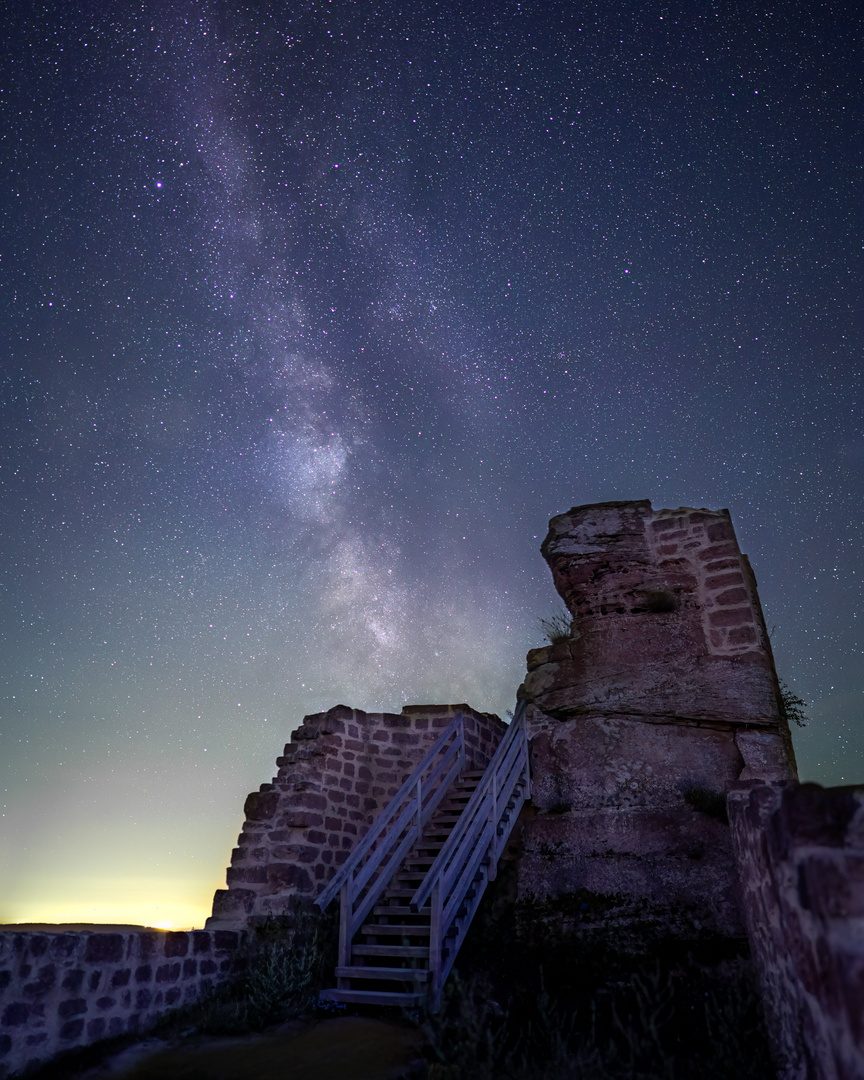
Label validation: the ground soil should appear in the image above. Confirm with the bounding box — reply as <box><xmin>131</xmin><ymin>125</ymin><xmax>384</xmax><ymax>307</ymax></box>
<box><xmin>67</xmin><ymin>1016</ymin><xmax>424</xmax><ymax>1080</ymax></box>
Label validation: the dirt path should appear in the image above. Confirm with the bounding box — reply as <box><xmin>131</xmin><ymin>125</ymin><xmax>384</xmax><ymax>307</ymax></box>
<box><xmin>78</xmin><ymin>1016</ymin><xmax>425</xmax><ymax>1080</ymax></box>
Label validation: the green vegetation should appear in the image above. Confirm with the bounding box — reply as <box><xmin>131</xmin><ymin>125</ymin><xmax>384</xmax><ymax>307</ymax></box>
<box><xmin>779</xmin><ymin>679</ymin><xmax>809</xmax><ymax>728</ymax></box>
<box><xmin>155</xmin><ymin>904</ymin><xmax>337</xmax><ymax>1038</ymax></box>
<box><xmin>538</xmin><ymin>609</ymin><xmax>574</xmax><ymax>644</ymax></box>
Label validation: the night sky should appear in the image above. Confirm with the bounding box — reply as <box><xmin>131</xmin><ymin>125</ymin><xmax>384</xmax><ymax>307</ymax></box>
<box><xmin>2</xmin><ymin>1</ymin><xmax>862</xmax><ymax>928</ymax></box>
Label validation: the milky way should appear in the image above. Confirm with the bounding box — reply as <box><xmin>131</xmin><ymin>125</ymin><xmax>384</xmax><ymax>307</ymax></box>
<box><xmin>1</xmin><ymin>1</ymin><xmax>862</xmax><ymax>926</ymax></box>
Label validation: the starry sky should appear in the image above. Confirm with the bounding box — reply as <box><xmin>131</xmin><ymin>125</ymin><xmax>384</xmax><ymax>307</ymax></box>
<box><xmin>1</xmin><ymin>0</ymin><xmax>862</xmax><ymax>928</ymax></box>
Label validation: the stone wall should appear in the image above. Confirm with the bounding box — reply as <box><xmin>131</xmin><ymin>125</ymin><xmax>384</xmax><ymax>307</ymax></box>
<box><xmin>729</xmin><ymin>782</ymin><xmax>864</xmax><ymax>1080</ymax></box>
<box><xmin>208</xmin><ymin>703</ymin><xmax>506</xmax><ymax>927</ymax></box>
<box><xmin>517</xmin><ymin>500</ymin><xmax>797</xmax><ymax>945</ymax></box>
<box><xmin>0</xmin><ymin>928</ymin><xmax>242</xmax><ymax>1079</ymax></box>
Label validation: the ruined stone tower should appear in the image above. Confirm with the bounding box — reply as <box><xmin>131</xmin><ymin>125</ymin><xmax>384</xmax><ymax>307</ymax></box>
<box><xmin>518</xmin><ymin>500</ymin><xmax>797</xmax><ymax>942</ymax></box>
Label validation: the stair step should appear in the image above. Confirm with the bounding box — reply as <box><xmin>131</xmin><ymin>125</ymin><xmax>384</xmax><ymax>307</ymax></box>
<box><xmin>360</xmin><ymin>923</ymin><xmax>430</xmax><ymax>936</ymax></box>
<box><xmin>352</xmin><ymin>944</ymin><xmax>429</xmax><ymax>958</ymax></box>
<box><xmin>336</xmin><ymin>965</ymin><xmax>430</xmax><ymax>981</ymax></box>
<box><xmin>372</xmin><ymin>904</ymin><xmax>423</xmax><ymax>917</ymax></box>
<box><xmin>319</xmin><ymin>988</ymin><xmax>425</xmax><ymax>1007</ymax></box>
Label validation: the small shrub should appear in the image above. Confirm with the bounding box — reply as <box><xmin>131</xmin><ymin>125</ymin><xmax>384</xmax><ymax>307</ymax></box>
<box><xmin>424</xmin><ymin>960</ymin><xmax>773</xmax><ymax>1080</ymax></box>
<box><xmin>779</xmin><ymin>679</ymin><xmax>809</xmax><ymax>728</ymax></box>
<box><xmin>423</xmin><ymin>973</ymin><xmax>509</xmax><ymax>1080</ymax></box>
<box><xmin>194</xmin><ymin>903</ymin><xmax>335</xmax><ymax>1035</ymax></box>
<box><xmin>539</xmin><ymin>610</ymin><xmax>574</xmax><ymax>644</ymax></box>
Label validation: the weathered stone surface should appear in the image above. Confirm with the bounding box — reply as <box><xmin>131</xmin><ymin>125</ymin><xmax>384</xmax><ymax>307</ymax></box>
<box><xmin>526</xmin><ymin>501</ymin><xmax>793</xmax><ymax>732</ymax></box>
<box><xmin>729</xmin><ymin>782</ymin><xmax>864</xmax><ymax>1080</ymax></box>
<box><xmin>529</xmin><ymin>711</ymin><xmax>744</xmax><ymax>813</ymax></box>
<box><xmin>736</xmin><ymin>730</ymin><xmax>793</xmax><ymax>782</ymax></box>
<box><xmin>517</xmin><ymin>499</ymin><xmax>797</xmax><ymax>948</ymax></box>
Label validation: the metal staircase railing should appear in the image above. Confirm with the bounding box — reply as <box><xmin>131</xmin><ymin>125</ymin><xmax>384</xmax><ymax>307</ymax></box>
<box><xmin>316</xmin><ymin>713</ymin><xmax>466</xmax><ymax>973</ymax></box>
<box><xmin>410</xmin><ymin>699</ymin><xmax>530</xmax><ymax>1009</ymax></box>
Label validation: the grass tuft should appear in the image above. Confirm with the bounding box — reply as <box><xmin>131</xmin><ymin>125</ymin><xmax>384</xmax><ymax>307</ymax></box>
<box><xmin>538</xmin><ymin>610</ymin><xmax>574</xmax><ymax>644</ymax></box>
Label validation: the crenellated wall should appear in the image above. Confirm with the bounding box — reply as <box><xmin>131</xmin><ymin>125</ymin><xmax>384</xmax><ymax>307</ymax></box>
<box><xmin>207</xmin><ymin>703</ymin><xmax>506</xmax><ymax>927</ymax></box>
<box><xmin>0</xmin><ymin>928</ymin><xmax>242</xmax><ymax>1079</ymax></box>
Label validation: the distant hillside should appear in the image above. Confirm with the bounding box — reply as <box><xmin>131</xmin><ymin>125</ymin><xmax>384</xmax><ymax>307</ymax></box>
<box><xmin>0</xmin><ymin>923</ymin><xmax>168</xmax><ymax>933</ymax></box>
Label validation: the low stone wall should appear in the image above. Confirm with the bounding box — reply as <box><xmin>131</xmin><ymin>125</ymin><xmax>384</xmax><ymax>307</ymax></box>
<box><xmin>728</xmin><ymin>782</ymin><xmax>864</xmax><ymax>1080</ymax></box>
<box><xmin>0</xmin><ymin>928</ymin><xmax>243</xmax><ymax>1079</ymax></box>
<box><xmin>208</xmin><ymin>703</ymin><xmax>507</xmax><ymax>927</ymax></box>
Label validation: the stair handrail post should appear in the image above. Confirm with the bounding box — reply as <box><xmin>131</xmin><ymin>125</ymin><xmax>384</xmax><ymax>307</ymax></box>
<box><xmin>338</xmin><ymin>881</ymin><xmax>352</xmax><ymax>969</ymax></box>
<box><xmin>415</xmin><ymin>776</ymin><xmax>423</xmax><ymax>834</ymax></box>
<box><xmin>488</xmin><ymin>766</ymin><xmax>499</xmax><ymax>882</ymax></box>
<box><xmin>428</xmin><ymin>877</ymin><xmax>443</xmax><ymax>1012</ymax></box>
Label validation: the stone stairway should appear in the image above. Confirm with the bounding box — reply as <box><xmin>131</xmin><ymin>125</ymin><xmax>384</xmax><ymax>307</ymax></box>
<box><xmin>319</xmin><ymin>770</ymin><xmax>485</xmax><ymax>1007</ymax></box>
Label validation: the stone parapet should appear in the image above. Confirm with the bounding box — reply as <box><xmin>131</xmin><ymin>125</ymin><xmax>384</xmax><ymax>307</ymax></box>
<box><xmin>207</xmin><ymin>703</ymin><xmax>506</xmax><ymax>928</ymax></box>
<box><xmin>0</xmin><ymin>928</ymin><xmax>243</xmax><ymax>1079</ymax></box>
<box><xmin>729</xmin><ymin>782</ymin><xmax>864</xmax><ymax>1080</ymax></box>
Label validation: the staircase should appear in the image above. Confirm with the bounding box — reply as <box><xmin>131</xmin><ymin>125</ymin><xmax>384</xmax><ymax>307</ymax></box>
<box><xmin>316</xmin><ymin>702</ymin><xmax>530</xmax><ymax>1011</ymax></box>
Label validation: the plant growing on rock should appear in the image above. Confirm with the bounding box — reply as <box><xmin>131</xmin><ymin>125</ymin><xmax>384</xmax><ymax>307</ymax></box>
<box><xmin>779</xmin><ymin>679</ymin><xmax>809</xmax><ymax>728</ymax></box>
<box><xmin>539</xmin><ymin>609</ymin><xmax>574</xmax><ymax>644</ymax></box>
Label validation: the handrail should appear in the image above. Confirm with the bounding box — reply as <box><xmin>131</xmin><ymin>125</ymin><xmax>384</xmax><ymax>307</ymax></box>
<box><xmin>315</xmin><ymin>712</ymin><xmax>467</xmax><ymax>971</ymax></box>
<box><xmin>412</xmin><ymin>699</ymin><xmax>527</xmax><ymax>911</ymax></box>
<box><xmin>411</xmin><ymin>699</ymin><xmax>530</xmax><ymax>1009</ymax></box>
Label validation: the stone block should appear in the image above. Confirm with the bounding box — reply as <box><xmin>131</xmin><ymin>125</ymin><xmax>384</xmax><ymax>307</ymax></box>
<box><xmin>736</xmin><ymin>730</ymin><xmax>792</xmax><ymax>783</ymax></box>
<box><xmin>57</xmin><ymin>998</ymin><xmax>87</xmax><ymax>1019</ymax></box>
<box><xmin>86</xmin><ymin>1018</ymin><xmax>105</xmax><ymax>1040</ymax></box>
<box><xmin>226</xmin><ymin>866</ymin><xmax>267</xmax><ymax>886</ymax></box>
<box><xmin>192</xmin><ymin>932</ymin><xmax>211</xmax><ymax>954</ymax></box>
<box><xmin>266</xmin><ymin>863</ymin><xmax>312</xmax><ymax>891</ymax></box>
<box><xmin>2</xmin><ymin>1002</ymin><xmax>30</xmax><ymax>1026</ymax></box>
<box><xmin>23</xmin><ymin>964</ymin><xmax>56</xmax><ymax>995</ymax></box>
<box><xmin>84</xmin><ymin>934</ymin><xmax>124</xmax><ymax>964</ymax></box>
<box><xmin>59</xmin><ymin>1019</ymin><xmax>85</xmax><ymax>1041</ymax></box>
<box><xmin>62</xmin><ymin>970</ymin><xmax>85</xmax><ymax>992</ymax></box>
<box><xmin>165</xmin><ymin>932</ymin><xmax>189</xmax><ymax>958</ymax></box>
<box><xmin>243</xmin><ymin>790</ymin><xmax>281</xmax><ymax>821</ymax></box>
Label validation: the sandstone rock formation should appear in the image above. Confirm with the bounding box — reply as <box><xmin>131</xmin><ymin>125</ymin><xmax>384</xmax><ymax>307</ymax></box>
<box><xmin>518</xmin><ymin>500</ymin><xmax>797</xmax><ymax>943</ymax></box>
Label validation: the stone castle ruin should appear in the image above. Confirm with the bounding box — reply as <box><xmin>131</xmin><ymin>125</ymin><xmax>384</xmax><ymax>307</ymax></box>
<box><xmin>2</xmin><ymin>500</ymin><xmax>862</xmax><ymax>1080</ymax></box>
<box><xmin>518</xmin><ymin>500</ymin><xmax>796</xmax><ymax>942</ymax></box>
